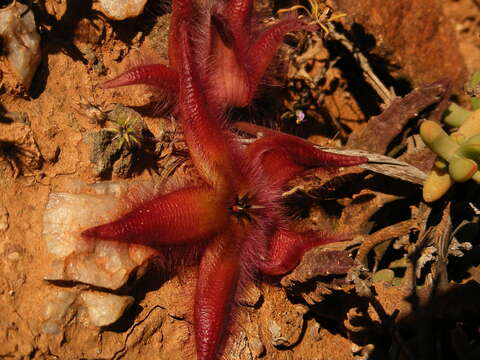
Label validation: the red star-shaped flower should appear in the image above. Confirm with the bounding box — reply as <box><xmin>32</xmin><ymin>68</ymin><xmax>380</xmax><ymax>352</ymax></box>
<box><xmin>84</xmin><ymin>1</ymin><xmax>367</xmax><ymax>359</ymax></box>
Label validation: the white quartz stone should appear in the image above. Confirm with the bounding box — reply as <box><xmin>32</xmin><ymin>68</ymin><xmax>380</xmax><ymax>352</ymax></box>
<box><xmin>0</xmin><ymin>1</ymin><xmax>41</xmax><ymax>89</ymax></box>
<box><xmin>42</xmin><ymin>289</ymin><xmax>78</xmax><ymax>334</ymax></box>
<box><xmin>81</xmin><ymin>291</ymin><xmax>134</xmax><ymax>327</ymax></box>
<box><xmin>97</xmin><ymin>0</ymin><xmax>148</xmax><ymax>21</ymax></box>
<box><xmin>42</xmin><ymin>181</ymin><xmax>161</xmax><ymax>330</ymax></box>
<box><xmin>42</xmin><ymin>181</ymin><xmax>157</xmax><ymax>290</ymax></box>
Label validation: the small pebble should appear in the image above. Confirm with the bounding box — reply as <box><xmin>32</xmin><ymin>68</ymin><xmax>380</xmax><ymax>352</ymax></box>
<box><xmin>6</xmin><ymin>251</ymin><xmax>20</xmax><ymax>261</ymax></box>
<box><xmin>96</xmin><ymin>0</ymin><xmax>148</xmax><ymax>21</ymax></box>
<box><xmin>0</xmin><ymin>1</ymin><xmax>41</xmax><ymax>89</ymax></box>
<box><xmin>81</xmin><ymin>291</ymin><xmax>134</xmax><ymax>327</ymax></box>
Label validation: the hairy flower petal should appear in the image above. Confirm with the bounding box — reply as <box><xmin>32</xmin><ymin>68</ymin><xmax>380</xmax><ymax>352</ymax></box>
<box><xmin>260</xmin><ymin>228</ymin><xmax>351</xmax><ymax>276</ymax></box>
<box><xmin>194</xmin><ymin>222</ymin><xmax>242</xmax><ymax>360</ymax></box>
<box><xmin>248</xmin><ymin>18</ymin><xmax>317</xmax><ymax>91</ymax></box>
<box><xmin>246</xmin><ymin>130</ymin><xmax>368</xmax><ymax>187</ymax></box>
<box><xmin>101</xmin><ymin>64</ymin><xmax>178</xmax><ymax>92</ymax></box>
<box><xmin>178</xmin><ymin>22</ymin><xmax>245</xmax><ymax>192</ymax></box>
<box><xmin>81</xmin><ymin>186</ymin><xmax>227</xmax><ymax>246</ymax></box>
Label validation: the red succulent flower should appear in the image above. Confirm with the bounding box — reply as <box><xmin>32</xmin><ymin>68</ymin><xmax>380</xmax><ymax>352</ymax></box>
<box><xmin>84</xmin><ymin>1</ymin><xmax>368</xmax><ymax>359</ymax></box>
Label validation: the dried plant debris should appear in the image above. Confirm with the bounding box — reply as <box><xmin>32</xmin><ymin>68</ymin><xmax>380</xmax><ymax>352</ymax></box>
<box><xmin>281</xmin><ymin>248</ymin><xmax>354</xmax><ymax>287</ymax></box>
<box><xmin>335</xmin><ymin>194</ymin><xmax>480</xmax><ymax>358</ymax></box>
<box><xmin>347</xmin><ymin>79</ymin><xmax>449</xmax><ymax>154</ymax></box>
<box><xmin>282</xmin><ymin>31</ymin><xmax>366</xmax><ymax>139</ymax></box>
<box><xmin>76</xmin><ymin>95</ymin><xmax>109</xmax><ymax>125</ymax></box>
<box><xmin>356</xmin><ymin>219</ymin><xmax>419</xmax><ymax>267</ymax></box>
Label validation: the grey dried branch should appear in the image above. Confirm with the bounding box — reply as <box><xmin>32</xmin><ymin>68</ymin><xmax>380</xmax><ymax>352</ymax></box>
<box><xmin>325</xmin><ymin>22</ymin><xmax>395</xmax><ymax>105</ymax></box>
<box><xmin>346</xmin><ymin>263</ymin><xmax>372</xmax><ymax>297</ymax></box>
<box><xmin>318</xmin><ymin>147</ymin><xmax>427</xmax><ymax>184</ymax></box>
<box><xmin>281</xmin><ymin>249</ymin><xmax>355</xmax><ymax>287</ymax></box>
<box><xmin>347</xmin><ymin>79</ymin><xmax>449</xmax><ymax>154</ymax></box>
<box><xmin>356</xmin><ymin>219</ymin><xmax>419</xmax><ymax>266</ymax></box>
<box><xmin>404</xmin><ymin>203</ymin><xmax>432</xmax><ymax>292</ymax></box>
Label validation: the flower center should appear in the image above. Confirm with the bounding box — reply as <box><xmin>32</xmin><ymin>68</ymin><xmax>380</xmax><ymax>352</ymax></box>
<box><xmin>229</xmin><ymin>193</ymin><xmax>261</xmax><ymax>224</ymax></box>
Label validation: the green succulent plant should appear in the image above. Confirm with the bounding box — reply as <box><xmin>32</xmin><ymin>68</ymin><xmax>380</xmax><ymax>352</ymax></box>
<box><xmin>105</xmin><ymin>104</ymin><xmax>144</xmax><ymax>151</ymax></box>
<box><xmin>420</xmin><ymin>72</ymin><xmax>480</xmax><ymax>202</ymax></box>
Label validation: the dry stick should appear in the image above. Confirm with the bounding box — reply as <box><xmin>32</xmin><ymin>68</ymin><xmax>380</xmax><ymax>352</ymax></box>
<box><xmin>431</xmin><ymin>202</ymin><xmax>452</xmax><ymax>291</ymax></box>
<box><xmin>399</xmin><ymin>204</ymin><xmax>449</xmax><ymax>360</ymax></box>
<box><xmin>353</xmin><ymin>208</ymin><xmax>428</xmax><ymax>360</ymax></box>
<box><xmin>337</xmin><ymin>189</ymin><xmax>402</xmax><ymax>236</ymax></box>
<box><xmin>404</xmin><ymin>202</ymin><xmax>432</xmax><ymax>294</ymax></box>
<box><xmin>319</xmin><ymin>147</ymin><xmax>427</xmax><ymax>184</ymax></box>
<box><xmin>356</xmin><ymin>219</ymin><xmax>419</xmax><ymax>265</ymax></box>
<box><xmin>326</xmin><ymin>23</ymin><xmax>395</xmax><ymax>106</ymax></box>
<box><xmin>347</xmin><ymin>79</ymin><xmax>449</xmax><ymax>154</ymax></box>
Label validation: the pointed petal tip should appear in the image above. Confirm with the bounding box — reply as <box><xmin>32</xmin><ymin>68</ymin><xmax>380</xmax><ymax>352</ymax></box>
<box><xmin>99</xmin><ymin>81</ymin><xmax>113</xmax><ymax>90</ymax></box>
<box><xmin>100</xmin><ymin>77</ymin><xmax>126</xmax><ymax>90</ymax></box>
<box><xmin>326</xmin><ymin>152</ymin><xmax>369</xmax><ymax>168</ymax></box>
<box><xmin>80</xmin><ymin>226</ymin><xmax>98</xmax><ymax>239</ymax></box>
<box><xmin>81</xmin><ymin>224</ymin><xmax>112</xmax><ymax>240</ymax></box>
<box><xmin>356</xmin><ymin>155</ymin><xmax>369</xmax><ymax>165</ymax></box>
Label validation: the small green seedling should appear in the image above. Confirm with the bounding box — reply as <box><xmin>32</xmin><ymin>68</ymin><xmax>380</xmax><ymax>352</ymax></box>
<box><xmin>105</xmin><ymin>105</ymin><xmax>143</xmax><ymax>151</ymax></box>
